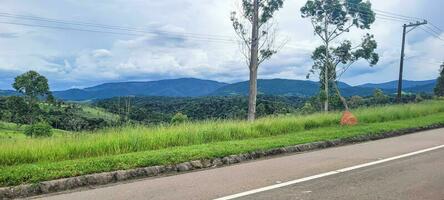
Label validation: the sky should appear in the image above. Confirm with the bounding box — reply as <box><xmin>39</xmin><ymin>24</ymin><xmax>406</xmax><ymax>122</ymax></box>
<box><xmin>0</xmin><ymin>0</ymin><xmax>443</xmax><ymax>90</ymax></box>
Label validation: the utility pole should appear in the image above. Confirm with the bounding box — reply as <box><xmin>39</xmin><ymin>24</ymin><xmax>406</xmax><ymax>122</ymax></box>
<box><xmin>397</xmin><ymin>20</ymin><xmax>428</xmax><ymax>102</ymax></box>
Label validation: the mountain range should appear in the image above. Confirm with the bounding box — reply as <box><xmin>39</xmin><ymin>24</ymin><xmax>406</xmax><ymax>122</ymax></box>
<box><xmin>0</xmin><ymin>78</ymin><xmax>437</xmax><ymax>101</ymax></box>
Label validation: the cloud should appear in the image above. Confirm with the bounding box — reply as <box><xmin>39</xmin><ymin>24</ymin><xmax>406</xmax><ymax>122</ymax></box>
<box><xmin>0</xmin><ymin>0</ymin><xmax>442</xmax><ymax>90</ymax></box>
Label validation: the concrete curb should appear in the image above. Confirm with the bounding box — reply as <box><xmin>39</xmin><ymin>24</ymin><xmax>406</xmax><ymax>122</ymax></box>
<box><xmin>1</xmin><ymin>124</ymin><xmax>443</xmax><ymax>199</ymax></box>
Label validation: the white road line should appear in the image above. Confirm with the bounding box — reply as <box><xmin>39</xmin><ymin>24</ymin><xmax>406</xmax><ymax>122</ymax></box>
<box><xmin>214</xmin><ymin>144</ymin><xmax>444</xmax><ymax>200</ymax></box>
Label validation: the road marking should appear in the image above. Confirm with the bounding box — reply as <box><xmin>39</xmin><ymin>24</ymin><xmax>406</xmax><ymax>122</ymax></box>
<box><xmin>214</xmin><ymin>144</ymin><xmax>444</xmax><ymax>200</ymax></box>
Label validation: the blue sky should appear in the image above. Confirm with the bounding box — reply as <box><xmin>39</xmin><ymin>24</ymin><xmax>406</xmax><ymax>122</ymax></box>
<box><xmin>0</xmin><ymin>0</ymin><xmax>443</xmax><ymax>90</ymax></box>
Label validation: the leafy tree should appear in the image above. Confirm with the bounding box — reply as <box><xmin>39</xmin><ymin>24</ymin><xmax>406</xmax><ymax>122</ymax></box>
<box><xmin>46</xmin><ymin>93</ymin><xmax>56</xmax><ymax>105</ymax></box>
<box><xmin>24</xmin><ymin>122</ymin><xmax>53</xmax><ymax>137</ymax></box>
<box><xmin>415</xmin><ymin>93</ymin><xmax>424</xmax><ymax>103</ymax></box>
<box><xmin>434</xmin><ymin>63</ymin><xmax>444</xmax><ymax>97</ymax></box>
<box><xmin>300</xmin><ymin>102</ymin><xmax>316</xmax><ymax>114</ymax></box>
<box><xmin>348</xmin><ymin>95</ymin><xmax>365</xmax><ymax>109</ymax></box>
<box><xmin>13</xmin><ymin>71</ymin><xmax>51</xmax><ymax>124</ymax></box>
<box><xmin>5</xmin><ymin>96</ymin><xmax>32</xmax><ymax>125</ymax></box>
<box><xmin>231</xmin><ymin>0</ymin><xmax>285</xmax><ymax>121</ymax></box>
<box><xmin>302</xmin><ymin>0</ymin><xmax>379</xmax><ymax>112</ymax></box>
<box><xmin>171</xmin><ymin>112</ymin><xmax>189</xmax><ymax>124</ymax></box>
<box><xmin>373</xmin><ymin>88</ymin><xmax>388</xmax><ymax>104</ymax></box>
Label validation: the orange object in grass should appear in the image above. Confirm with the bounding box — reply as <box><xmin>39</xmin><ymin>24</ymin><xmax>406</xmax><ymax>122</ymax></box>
<box><xmin>340</xmin><ymin>111</ymin><xmax>358</xmax><ymax>126</ymax></box>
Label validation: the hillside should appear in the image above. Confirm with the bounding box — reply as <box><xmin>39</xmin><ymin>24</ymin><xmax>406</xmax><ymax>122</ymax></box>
<box><xmin>211</xmin><ymin>79</ymin><xmax>352</xmax><ymax>97</ymax></box>
<box><xmin>1</xmin><ymin>78</ymin><xmax>437</xmax><ymax>101</ymax></box>
<box><xmin>53</xmin><ymin>78</ymin><xmax>228</xmax><ymax>101</ymax></box>
<box><xmin>0</xmin><ymin>90</ymin><xmax>18</xmax><ymax>96</ymax></box>
<box><xmin>96</xmin><ymin>95</ymin><xmax>306</xmax><ymax>123</ymax></box>
<box><xmin>358</xmin><ymin>80</ymin><xmax>436</xmax><ymax>90</ymax></box>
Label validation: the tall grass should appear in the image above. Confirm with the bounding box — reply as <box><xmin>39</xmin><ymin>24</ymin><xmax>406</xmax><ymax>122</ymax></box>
<box><xmin>1</xmin><ymin>101</ymin><xmax>444</xmax><ymax>167</ymax></box>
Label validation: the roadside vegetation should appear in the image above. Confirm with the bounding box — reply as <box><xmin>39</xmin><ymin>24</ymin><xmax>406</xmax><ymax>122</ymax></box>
<box><xmin>1</xmin><ymin>100</ymin><xmax>444</xmax><ymax>186</ymax></box>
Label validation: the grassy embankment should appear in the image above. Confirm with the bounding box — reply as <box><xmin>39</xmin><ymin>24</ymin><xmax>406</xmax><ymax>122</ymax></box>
<box><xmin>1</xmin><ymin>100</ymin><xmax>444</xmax><ymax>187</ymax></box>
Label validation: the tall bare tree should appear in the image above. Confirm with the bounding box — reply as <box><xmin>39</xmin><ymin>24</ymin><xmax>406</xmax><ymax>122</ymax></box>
<box><xmin>301</xmin><ymin>0</ymin><xmax>378</xmax><ymax>112</ymax></box>
<box><xmin>231</xmin><ymin>0</ymin><xmax>285</xmax><ymax>121</ymax></box>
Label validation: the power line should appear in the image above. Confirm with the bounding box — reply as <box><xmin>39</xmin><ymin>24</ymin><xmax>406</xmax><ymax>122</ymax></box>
<box><xmin>0</xmin><ymin>12</ymin><xmax>236</xmax><ymax>41</ymax></box>
<box><xmin>0</xmin><ymin>12</ymin><xmax>240</xmax><ymax>44</ymax></box>
<box><xmin>346</xmin><ymin>3</ymin><xmax>444</xmax><ymax>43</ymax></box>
<box><xmin>429</xmin><ymin>22</ymin><xmax>443</xmax><ymax>33</ymax></box>
<box><xmin>0</xmin><ymin>21</ymin><xmax>239</xmax><ymax>45</ymax></box>
<box><xmin>372</xmin><ymin>9</ymin><xmax>423</xmax><ymax>21</ymax></box>
<box><xmin>420</xmin><ymin>26</ymin><xmax>444</xmax><ymax>42</ymax></box>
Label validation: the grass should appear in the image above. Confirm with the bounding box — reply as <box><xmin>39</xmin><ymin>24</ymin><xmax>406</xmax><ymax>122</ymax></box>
<box><xmin>79</xmin><ymin>105</ymin><xmax>120</xmax><ymax>122</ymax></box>
<box><xmin>1</xmin><ymin>100</ymin><xmax>444</xmax><ymax>187</ymax></box>
<box><xmin>0</xmin><ymin>122</ymin><xmax>69</xmax><ymax>140</ymax></box>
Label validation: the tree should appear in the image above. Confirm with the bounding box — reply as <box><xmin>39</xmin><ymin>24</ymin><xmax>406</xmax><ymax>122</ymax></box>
<box><xmin>46</xmin><ymin>93</ymin><xmax>56</xmax><ymax>105</ymax></box>
<box><xmin>231</xmin><ymin>0</ymin><xmax>285</xmax><ymax>121</ymax></box>
<box><xmin>300</xmin><ymin>102</ymin><xmax>316</xmax><ymax>114</ymax></box>
<box><xmin>373</xmin><ymin>88</ymin><xmax>388</xmax><ymax>104</ymax></box>
<box><xmin>348</xmin><ymin>95</ymin><xmax>364</xmax><ymax>109</ymax></box>
<box><xmin>434</xmin><ymin>63</ymin><xmax>444</xmax><ymax>97</ymax></box>
<box><xmin>13</xmin><ymin>71</ymin><xmax>51</xmax><ymax>124</ymax></box>
<box><xmin>171</xmin><ymin>112</ymin><xmax>189</xmax><ymax>124</ymax></box>
<box><xmin>23</xmin><ymin>122</ymin><xmax>53</xmax><ymax>138</ymax></box>
<box><xmin>302</xmin><ymin>0</ymin><xmax>379</xmax><ymax>112</ymax></box>
<box><xmin>5</xmin><ymin>96</ymin><xmax>31</xmax><ymax>125</ymax></box>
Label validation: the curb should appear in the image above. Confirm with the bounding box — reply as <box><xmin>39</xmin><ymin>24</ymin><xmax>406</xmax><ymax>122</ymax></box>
<box><xmin>1</xmin><ymin>124</ymin><xmax>443</xmax><ymax>199</ymax></box>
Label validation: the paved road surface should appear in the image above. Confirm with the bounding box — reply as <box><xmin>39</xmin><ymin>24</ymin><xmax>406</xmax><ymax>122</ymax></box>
<box><xmin>34</xmin><ymin>128</ymin><xmax>444</xmax><ymax>200</ymax></box>
<box><xmin>240</xmin><ymin>147</ymin><xmax>444</xmax><ymax>200</ymax></box>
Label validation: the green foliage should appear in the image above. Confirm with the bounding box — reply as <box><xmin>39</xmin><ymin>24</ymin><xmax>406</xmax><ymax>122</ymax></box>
<box><xmin>1</xmin><ymin>103</ymin><xmax>444</xmax><ymax>187</ymax></box>
<box><xmin>415</xmin><ymin>94</ymin><xmax>424</xmax><ymax>103</ymax></box>
<box><xmin>171</xmin><ymin>113</ymin><xmax>189</xmax><ymax>124</ymax></box>
<box><xmin>96</xmin><ymin>96</ymin><xmax>304</xmax><ymax>124</ymax></box>
<box><xmin>302</xmin><ymin>0</ymin><xmax>379</xmax><ymax>110</ymax></box>
<box><xmin>23</xmin><ymin>122</ymin><xmax>53</xmax><ymax>137</ymax></box>
<box><xmin>13</xmin><ymin>71</ymin><xmax>50</xmax><ymax>100</ymax></box>
<box><xmin>5</xmin><ymin>96</ymin><xmax>32</xmax><ymax>125</ymax></box>
<box><xmin>46</xmin><ymin>93</ymin><xmax>56</xmax><ymax>104</ymax></box>
<box><xmin>300</xmin><ymin>102</ymin><xmax>316</xmax><ymax>114</ymax></box>
<box><xmin>348</xmin><ymin>95</ymin><xmax>365</xmax><ymax>109</ymax></box>
<box><xmin>0</xmin><ymin>96</ymin><xmax>114</xmax><ymax>131</ymax></box>
<box><xmin>230</xmin><ymin>0</ymin><xmax>284</xmax><ymax>63</ymax></box>
<box><xmin>373</xmin><ymin>89</ymin><xmax>388</xmax><ymax>104</ymax></box>
<box><xmin>434</xmin><ymin>64</ymin><xmax>444</xmax><ymax>97</ymax></box>
<box><xmin>12</xmin><ymin>71</ymin><xmax>52</xmax><ymax>124</ymax></box>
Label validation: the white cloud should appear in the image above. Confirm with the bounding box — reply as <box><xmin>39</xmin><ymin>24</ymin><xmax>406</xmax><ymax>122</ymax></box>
<box><xmin>0</xmin><ymin>0</ymin><xmax>442</xmax><ymax>90</ymax></box>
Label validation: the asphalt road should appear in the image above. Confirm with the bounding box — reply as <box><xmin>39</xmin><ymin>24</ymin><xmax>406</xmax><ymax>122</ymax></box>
<box><xmin>240</xmin><ymin>147</ymin><xmax>444</xmax><ymax>200</ymax></box>
<box><xmin>34</xmin><ymin>128</ymin><xmax>444</xmax><ymax>200</ymax></box>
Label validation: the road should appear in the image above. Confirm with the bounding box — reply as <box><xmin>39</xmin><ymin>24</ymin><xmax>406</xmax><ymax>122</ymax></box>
<box><xmin>239</xmin><ymin>147</ymin><xmax>444</xmax><ymax>200</ymax></box>
<box><xmin>34</xmin><ymin>128</ymin><xmax>444</xmax><ymax>200</ymax></box>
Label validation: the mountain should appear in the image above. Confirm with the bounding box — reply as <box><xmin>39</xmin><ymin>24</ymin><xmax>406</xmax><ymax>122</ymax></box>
<box><xmin>1</xmin><ymin>78</ymin><xmax>436</xmax><ymax>101</ymax></box>
<box><xmin>358</xmin><ymin>80</ymin><xmax>436</xmax><ymax>90</ymax></box>
<box><xmin>404</xmin><ymin>83</ymin><xmax>437</xmax><ymax>94</ymax></box>
<box><xmin>211</xmin><ymin>79</ymin><xmax>437</xmax><ymax>97</ymax></box>
<box><xmin>210</xmin><ymin>79</ymin><xmax>350</xmax><ymax>97</ymax></box>
<box><xmin>211</xmin><ymin>79</ymin><xmax>322</xmax><ymax>97</ymax></box>
<box><xmin>0</xmin><ymin>90</ymin><xmax>18</xmax><ymax>96</ymax></box>
<box><xmin>53</xmin><ymin>78</ymin><xmax>228</xmax><ymax>101</ymax></box>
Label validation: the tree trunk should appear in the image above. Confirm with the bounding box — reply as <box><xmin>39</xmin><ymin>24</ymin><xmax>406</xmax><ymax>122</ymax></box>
<box><xmin>323</xmin><ymin>20</ymin><xmax>329</xmax><ymax>113</ymax></box>
<box><xmin>324</xmin><ymin>65</ymin><xmax>329</xmax><ymax>113</ymax></box>
<box><xmin>333</xmin><ymin>81</ymin><xmax>349</xmax><ymax>111</ymax></box>
<box><xmin>248</xmin><ymin>0</ymin><xmax>259</xmax><ymax>121</ymax></box>
<box><xmin>248</xmin><ymin>68</ymin><xmax>258</xmax><ymax>121</ymax></box>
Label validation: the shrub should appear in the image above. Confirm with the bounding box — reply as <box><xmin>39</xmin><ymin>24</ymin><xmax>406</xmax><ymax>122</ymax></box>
<box><xmin>300</xmin><ymin>102</ymin><xmax>316</xmax><ymax>114</ymax></box>
<box><xmin>373</xmin><ymin>89</ymin><xmax>388</xmax><ymax>104</ymax></box>
<box><xmin>24</xmin><ymin>122</ymin><xmax>53</xmax><ymax>137</ymax></box>
<box><xmin>171</xmin><ymin>113</ymin><xmax>189</xmax><ymax>124</ymax></box>
<box><xmin>349</xmin><ymin>96</ymin><xmax>365</xmax><ymax>109</ymax></box>
<box><xmin>415</xmin><ymin>94</ymin><xmax>424</xmax><ymax>103</ymax></box>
